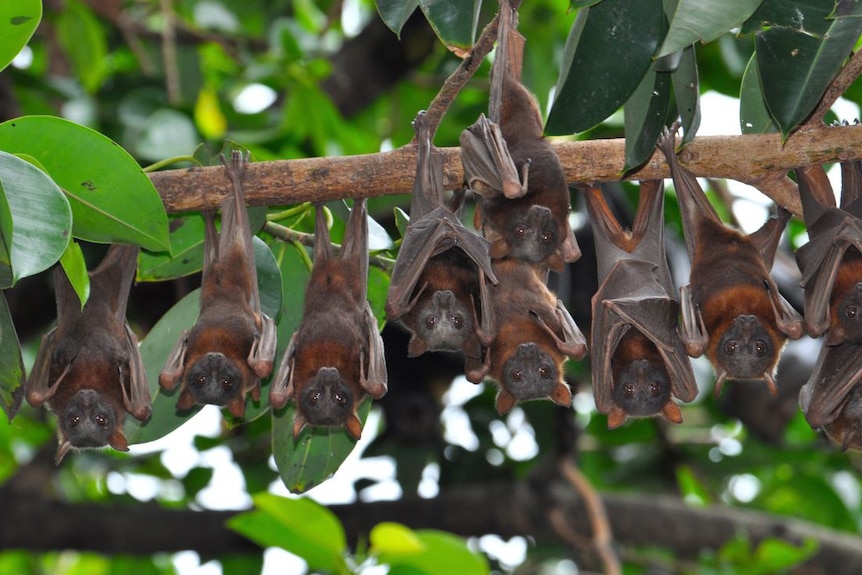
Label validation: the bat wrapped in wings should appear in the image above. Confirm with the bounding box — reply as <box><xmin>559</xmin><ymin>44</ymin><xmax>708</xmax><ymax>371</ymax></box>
<box><xmin>459</xmin><ymin>0</ymin><xmax>579</xmax><ymax>271</ymax></box>
<box><xmin>27</xmin><ymin>244</ymin><xmax>151</xmax><ymax>463</ymax></box>
<box><xmin>794</xmin><ymin>159</ymin><xmax>862</xmax><ymax>448</ymax></box>
<box><xmin>582</xmin><ymin>181</ymin><xmax>698</xmax><ymax>429</ymax></box>
<box><xmin>270</xmin><ymin>199</ymin><xmax>387</xmax><ymax>439</ymax></box>
<box><xmin>159</xmin><ymin>152</ymin><xmax>277</xmax><ymax>418</ymax></box>
<box><xmin>472</xmin><ymin>258</ymin><xmax>587</xmax><ymax>414</ymax></box>
<box><xmin>656</xmin><ymin>125</ymin><xmax>803</xmax><ymax>396</ymax></box>
<box><xmin>386</xmin><ymin>111</ymin><xmax>497</xmax><ymax>374</ymax></box>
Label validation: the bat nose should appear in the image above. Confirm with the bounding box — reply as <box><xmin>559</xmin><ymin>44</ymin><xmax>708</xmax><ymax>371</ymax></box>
<box><xmin>75</xmin><ymin>389</ymin><xmax>99</xmax><ymax>406</ymax></box>
<box><xmin>316</xmin><ymin>366</ymin><xmax>341</xmax><ymax>385</ymax></box>
<box><xmin>515</xmin><ymin>342</ymin><xmax>540</xmax><ymax>360</ymax></box>
<box><xmin>432</xmin><ymin>290</ymin><xmax>454</xmax><ymax>306</ymax></box>
<box><xmin>628</xmin><ymin>359</ymin><xmax>651</xmax><ymax>382</ymax></box>
<box><xmin>734</xmin><ymin>314</ymin><xmax>761</xmax><ymax>339</ymax></box>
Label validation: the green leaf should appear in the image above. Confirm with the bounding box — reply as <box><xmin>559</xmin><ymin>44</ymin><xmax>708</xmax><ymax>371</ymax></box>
<box><xmin>229</xmin><ymin>494</ymin><xmax>348</xmax><ymax>575</ymax></box>
<box><xmin>0</xmin><ymin>0</ymin><xmax>41</xmax><ymax>73</ymax></box>
<box><xmin>59</xmin><ymin>241</ymin><xmax>90</xmax><ymax>309</ymax></box>
<box><xmin>547</xmin><ymin>0</ymin><xmax>665</xmax><ymax>135</ymax></box>
<box><xmin>751</xmin><ymin>537</ymin><xmax>818</xmax><ymax>574</ymax></box>
<box><xmin>0</xmin><ymin>116</ymin><xmax>171</xmax><ymax>252</ymax></box>
<box><xmin>672</xmin><ymin>44</ymin><xmax>701</xmax><ymax>143</ymax></box>
<box><xmin>739</xmin><ymin>53</ymin><xmax>778</xmax><ymax>134</ymax></box>
<box><xmin>55</xmin><ymin>0</ymin><xmax>107</xmax><ymax>92</ymax></box>
<box><xmin>137</xmin><ymin>214</ymin><xmax>207</xmax><ymax>281</ymax></box>
<box><xmin>0</xmin><ymin>292</ymin><xmax>24</xmax><ymax>421</ymax></box>
<box><xmin>376</xmin><ymin>0</ymin><xmax>419</xmax><ymax>38</ymax></box>
<box><xmin>623</xmin><ymin>65</ymin><xmax>672</xmax><ymax>172</ymax></box>
<box><xmin>393</xmin><ymin>207</ymin><xmax>410</xmax><ymax>239</ymax></box>
<box><xmin>675</xmin><ymin>464</ymin><xmax>711</xmax><ymax>506</ymax></box>
<box><xmin>756</xmin><ymin>11</ymin><xmax>862</xmax><ymax>136</ymax></box>
<box><xmin>417</xmin><ymin>0</ymin><xmax>480</xmax><ymax>53</ymax></box>
<box><xmin>0</xmin><ymin>150</ymin><xmax>72</xmax><ymax>288</ymax></box>
<box><xmin>657</xmin><ymin>0</ymin><xmax>763</xmax><ymax>57</ymax></box>
<box><xmin>742</xmin><ymin>0</ymin><xmax>834</xmax><ymax>35</ymax></box>
<box><xmin>378</xmin><ymin>530</ymin><xmax>488</xmax><ymax>575</ymax></box>
<box><xmin>370</xmin><ymin>523</ymin><xmax>425</xmax><ymax>555</ymax></box>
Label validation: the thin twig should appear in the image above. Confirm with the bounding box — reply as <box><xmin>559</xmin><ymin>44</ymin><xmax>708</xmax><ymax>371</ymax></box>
<box><xmin>422</xmin><ymin>14</ymin><xmax>500</xmax><ymax>140</ymax></box>
<box><xmin>557</xmin><ymin>458</ymin><xmax>622</xmax><ymax>575</ymax></box>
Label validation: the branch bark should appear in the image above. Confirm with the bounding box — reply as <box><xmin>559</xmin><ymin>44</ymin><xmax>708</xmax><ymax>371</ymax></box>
<box><xmin>2</xmin><ymin>481</ymin><xmax>860</xmax><ymax>574</ymax></box>
<box><xmin>150</xmin><ymin>123</ymin><xmax>862</xmax><ymax>217</ymax></box>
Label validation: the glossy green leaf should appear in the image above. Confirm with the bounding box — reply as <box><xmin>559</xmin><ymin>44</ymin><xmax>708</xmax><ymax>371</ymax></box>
<box><xmin>756</xmin><ymin>11</ymin><xmax>862</xmax><ymax>136</ymax></box>
<box><xmin>59</xmin><ymin>241</ymin><xmax>90</xmax><ymax>309</ymax></box>
<box><xmin>742</xmin><ymin>0</ymin><xmax>833</xmax><ymax>35</ymax></box>
<box><xmin>547</xmin><ymin>0</ymin><xmax>665</xmax><ymax>135</ymax></box>
<box><xmin>672</xmin><ymin>44</ymin><xmax>701</xmax><ymax>143</ymax></box>
<box><xmin>0</xmin><ymin>292</ymin><xmax>24</xmax><ymax>421</ymax></box>
<box><xmin>0</xmin><ymin>171</ymin><xmax>11</xmax><ymax>288</ymax></box>
<box><xmin>417</xmin><ymin>0</ymin><xmax>480</xmax><ymax>52</ymax></box>
<box><xmin>0</xmin><ymin>150</ymin><xmax>72</xmax><ymax>288</ymax></box>
<box><xmin>675</xmin><ymin>464</ymin><xmax>711</xmax><ymax>506</ymax></box>
<box><xmin>378</xmin><ymin>530</ymin><xmax>489</xmax><ymax>575</ymax></box>
<box><xmin>55</xmin><ymin>0</ymin><xmax>107</xmax><ymax>92</ymax></box>
<box><xmin>0</xmin><ymin>0</ymin><xmax>41</xmax><ymax>73</ymax></box>
<box><xmin>570</xmin><ymin>0</ymin><xmax>603</xmax><ymax>7</ymax></box>
<box><xmin>623</xmin><ymin>65</ymin><xmax>672</xmax><ymax>172</ymax></box>
<box><xmin>228</xmin><ymin>494</ymin><xmax>348</xmax><ymax>575</ymax></box>
<box><xmin>0</xmin><ymin>116</ymin><xmax>170</xmax><ymax>252</ymax></box>
<box><xmin>376</xmin><ymin>0</ymin><xmax>419</xmax><ymax>38</ymax></box>
<box><xmin>752</xmin><ymin>537</ymin><xmax>818</xmax><ymax>574</ymax></box>
<box><xmin>371</xmin><ymin>523</ymin><xmax>425</xmax><ymax>555</ymax></box>
<box><xmin>657</xmin><ymin>0</ymin><xmax>762</xmax><ymax>57</ymax></box>
<box><xmin>739</xmin><ymin>53</ymin><xmax>777</xmax><ymax>134</ymax></box>
<box><xmin>126</xmin><ymin>237</ymin><xmax>283</xmax><ymax>443</ymax></box>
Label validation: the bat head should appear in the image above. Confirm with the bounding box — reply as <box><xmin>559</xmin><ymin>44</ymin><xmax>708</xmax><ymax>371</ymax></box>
<box><xmin>611</xmin><ymin>358</ymin><xmax>672</xmax><ymax>418</ymax></box>
<box><xmin>715</xmin><ymin>314</ymin><xmax>776</xmax><ymax>379</ymax></box>
<box><xmin>823</xmin><ymin>384</ymin><xmax>862</xmax><ymax>451</ymax></box>
<box><xmin>297</xmin><ymin>366</ymin><xmax>359</xmax><ymax>432</ymax></box>
<box><xmin>836</xmin><ymin>283</ymin><xmax>862</xmax><ymax>344</ymax></box>
<box><xmin>495</xmin><ymin>205</ymin><xmax>558</xmax><ymax>264</ymax></box>
<box><xmin>409</xmin><ymin>289</ymin><xmax>475</xmax><ymax>355</ymax></box>
<box><xmin>499</xmin><ymin>342</ymin><xmax>567</xmax><ymax>402</ymax></box>
<box><xmin>56</xmin><ymin>388</ymin><xmax>128</xmax><ymax>454</ymax></box>
<box><xmin>182</xmin><ymin>351</ymin><xmax>246</xmax><ymax>411</ymax></box>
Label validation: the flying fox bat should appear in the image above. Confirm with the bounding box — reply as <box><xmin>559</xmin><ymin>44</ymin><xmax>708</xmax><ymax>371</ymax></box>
<box><xmin>459</xmin><ymin>0</ymin><xmax>579</xmax><ymax>272</ymax></box>
<box><xmin>656</xmin><ymin>124</ymin><xmax>803</xmax><ymax>396</ymax></box>
<box><xmin>270</xmin><ymin>199</ymin><xmax>387</xmax><ymax>439</ymax></box>
<box><xmin>470</xmin><ymin>258</ymin><xmax>587</xmax><ymax>414</ymax></box>
<box><xmin>582</xmin><ymin>180</ymin><xmax>698</xmax><ymax>429</ymax></box>
<box><xmin>27</xmin><ymin>244</ymin><xmax>151</xmax><ymax>463</ymax></box>
<box><xmin>794</xmin><ymin>161</ymin><xmax>862</xmax><ymax>344</ymax></box>
<box><xmin>159</xmin><ymin>152</ymin><xmax>277</xmax><ymax>418</ymax></box>
<box><xmin>386</xmin><ymin>111</ymin><xmax>497</xmax><ymax>363</ymax></box>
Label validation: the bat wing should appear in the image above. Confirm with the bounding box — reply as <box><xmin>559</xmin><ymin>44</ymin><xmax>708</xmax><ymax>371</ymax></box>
<box><xmin>122</xmin><ymin>323</ymin><xmax>152</xmax><ymax>422</ymax></box>
<box><xmin>386</xmin><ymin>208</ymin><xmax>497</xmax><ymax>317</ymax></box>
<box><xmin>410</xmin><ymin>111</ymin><xmax>445</xmax><ymax>220</ymax></box>
<box><xmin>800</xmin><ymin>340</ymin><xmax>862</xmax><ymax>428</ymax></box>
<box><xmin>339</xmin><ymin>198</ymin><xmax>369</xmax><ymax>302</ymax></box>
<box><xmin>360</xmin><ymin>301</ymin><xmax>388</xmax><ymax>399</ymax></box>
<box><xmin>459</xmin><ymin>114</ymin><xmax>526</xmax><ymax>200</ymax></box>
<box><xmin>269</xmin><ymin>332</ymin><xmax>298</xmax><ymax>409</ymax></box>
<box><xmin>25</xmin><ymin>327</ymin><xmax>61</xmax><ymax>407</ymax></box>
<box><xmin>488</xmin><ymin>0</ymin><xmax>525</xmax><ymax>123</ymax></box>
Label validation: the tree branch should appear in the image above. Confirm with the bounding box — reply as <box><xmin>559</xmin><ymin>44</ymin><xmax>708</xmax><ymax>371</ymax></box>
<box><xmin>149</xmin><ymin>123</ymin><xmax>862</xmax><ymax>217</ymax></box>
<box><xmin>2</xmin><ymin>481</ymin><xmax>860</xmax><ymax>574</ymax></box>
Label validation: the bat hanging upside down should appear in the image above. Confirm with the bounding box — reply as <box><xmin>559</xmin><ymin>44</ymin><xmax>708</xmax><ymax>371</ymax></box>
<box><xmin>27</xmin><ymin>244</ymin><xmax>152</xmax><ymax>463</ymax></box>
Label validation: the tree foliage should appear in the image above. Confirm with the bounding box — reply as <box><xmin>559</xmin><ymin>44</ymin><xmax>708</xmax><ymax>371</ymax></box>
<box><xmin>1</xmin><ymin>0</ymin><xmax>862</xmax><ymax>573</ymax></box>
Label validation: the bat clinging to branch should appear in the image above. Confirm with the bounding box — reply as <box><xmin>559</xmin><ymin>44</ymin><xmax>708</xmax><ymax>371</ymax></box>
<box><xmin>159</xmin><ymin>152</ymin><xmax>277</xmax><ymax>418</ymax></box>
<box><xmin>583</xmin><ymin>181</ymin><xmax>697</xmax><ymax>429</ymax></box>
<box><xmin>657</xmin><ymin>125</ymin><xmax>803</xmax><ymax>396</ymax></box>
<box><xmin>270</xmin><ymin>199</ymin><xmax>387</xmax><ymax>439</ymax></box>
<box><xmin>27</xmin><ymin>244</ymin><xmax>151</xmax><ymax>463</ymax></box>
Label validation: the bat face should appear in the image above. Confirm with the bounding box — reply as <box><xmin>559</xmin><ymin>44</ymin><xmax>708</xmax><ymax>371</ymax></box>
<box><xmin>500</xmin><ymin>342</ymin><xmax>562</xmax><ymax>401</ymax></box>
<box><xmin>490</xmin><ymin>204</ymin><xmax>558</xmax><ymax>264</ymax></box>
<box><xmin>611</xmin><ymin>354</ymin><xmax>672</xmax><ymax>419</ymax></box>
<box><xmin>713</xmin><ymin>314</ymin><xmax>774</xmax><ymax>379</ymax></box>
<box><xmin>182</xmin><ymin>351</ymin><xmax>246</xmax><ymax>408</ymax></box>
<box><xmin>298</xmin><ymin>367</ymin><xmax>355</xmax><ymax>427</ymax></box>
<box><xmin>833</xmin><ymin>274</ymin><xmax>862</xmax><ymax>343</ymax></box>
<box><xmin>57</xmin><ymin>388</ymin><xmax>125</xmax><ymax>450</ymax></box>
<box><xmin>405</xmin><ymin>288</ymin><xmax>475</xmax><ymax>354</ymax></box>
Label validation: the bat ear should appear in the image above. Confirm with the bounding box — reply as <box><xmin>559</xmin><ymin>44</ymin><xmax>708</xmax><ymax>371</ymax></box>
<box><xmin>292</xmin><ymin>410</ymin><xmax>308</xmax><ymax>439</ymax></box>
<box><xmin>176</xmin><ymin>388</ymin><xmax>197</xmax><ymax>411</ymax></box>
<box><xmin>712</xmin><ymin>369</ymin><xmax>729</xmax><ymax>398</ymax></box>
<box><xmin>227</xmin><ymin>396</ymin><xmax>246</xmax><ymax>418</ymax></box>
<box><xmin>607</xmin><ymin>406</ymin><xmax>628</xmax><ymax>429</ymax></box>
<box><xmin>495</xmin><ymin>389</ymin><xmax>517</xmax><ymax>415</ymax></box>
<box><xmin>55</xmin><ymin>440</ymin><xmax>74</xmax><ymax>465</ymax></box>
<box><xmin>560</xmin><ymin>230</ymin><xmax>580</xmax><ymax>263</ymax></box>
<box><xmin>108</xmin><ymin>429</ymin><xmax>130</xmax><ymax>452</ymax></box>
<box><xmin>407</xmin><ymin>336</ymin><xmax>429</xmax><ymax>358</ymax></box>
<box><xmin>550</xmin><ymin>382</ymin><xmax>572</xmax><ymax>407</ymax></box>
<box><xmin>661</xmin><ymin>401</ymin><xmax>683</xmax><ymax>424</ymax></box>
<box><xmin>547</xmin><ymin>253</ymin><xmax>565</xmax><ymax>274</ymax></box>
<box><xmin>826</xmin><ymin>326</ymin><xmax>847</xmax><ymax>346</ymax></box>
<box><xmin>345</xmin><ymin>413</ymin><xmax>363</xmax><ymax>440</ymax></box>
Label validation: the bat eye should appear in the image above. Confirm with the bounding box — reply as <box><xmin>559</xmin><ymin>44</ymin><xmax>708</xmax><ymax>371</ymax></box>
<box><xmin>511</xmin><ymin>369</ymin><xmax>523</xmax><ymax>381</ymax></box>
<box><xmin>425</xmin><ymin>316</ymin><xmax>438</xmax><ymax>329</ymax></box>
<box><xmin>846</xmin><ymin>306</ymin><xmax>858</xmax><ymax>319</ymax></box>
<box><xmin>221</xmin><ymin>378</ymin><xmax>232</xmax><ymax>389</ymax></box>
<box><xmin>754</xmin><ymin>340</ymin><xmax>767</xmax><ymax>356</ymax></box>
<box><xmin>649</xmin><ymin>382</ymin><xmax>661</xmax><ymax>396</ymax></box>
<box><xmin>622</xmin><ymin>384</ymin><xmax>635</xmax><ymax>398</ymax></box>
<box><xmin>541</xmin><ymin>232</ymin><xmax>552</xmax><ymax>243</ymax></box>
<box><xmin>538</xmin><ymin>365</ymin><xmax>550</xmax><ymax>377</ymax></box>
<box><xmin>95</xmin><ymin>413</ymin><xmax>108</xmax><ymax>427</ymax></box>
<box><xmin>195</xmin><ymin>375</ymin><xmax>207</xmax><ymax>387</ymax></box>
<box><xmin>68</xmin><ymin>414</ymin><xmax>81</xmax><ymax>427</ymax></box>
<box><xmin>724</xmin><ymin>340</ymin><xmax>738</xmax><ymax>355</ymax></box>
<box><xmin>334</xmin><ymin>392</ymin><xmax>347</xmax><ymax>405</ymax></box>
<box><xmin>450</xmin><ymin>315</ymin><xmax>464</xmax><ymax>329</ymax></box>
<box><xmin>515</xmin><ymin>225</ymin><xmax>527</xmax><ymax>237</ymax></box>
<box><xmin>309</xmin><ymin>392</ymin><xmax>320</xmax><ymax>405</ymax></box>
